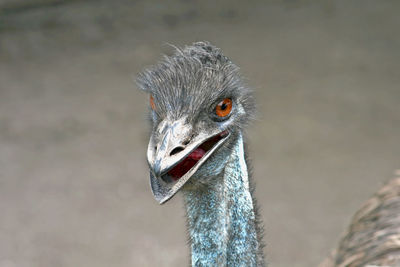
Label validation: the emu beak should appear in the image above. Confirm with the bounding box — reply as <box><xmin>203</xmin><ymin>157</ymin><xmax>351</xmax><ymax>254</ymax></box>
<box><xmin>147</xmin><ymin>118</ymin><xmax>230</xmax><ymax>204</ymax></box>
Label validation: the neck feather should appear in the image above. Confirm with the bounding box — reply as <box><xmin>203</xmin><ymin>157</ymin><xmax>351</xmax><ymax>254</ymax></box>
<box><xmin>183</xmin><ymin>133</ymin><xmax>264</xmax><ymax>266</ymax></box>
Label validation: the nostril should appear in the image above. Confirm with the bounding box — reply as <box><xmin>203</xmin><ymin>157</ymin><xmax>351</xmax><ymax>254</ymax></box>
<box><xmin>170</xmin><ymin>147</ymin><xmax>184</xmax><ymax>156</ymax></box>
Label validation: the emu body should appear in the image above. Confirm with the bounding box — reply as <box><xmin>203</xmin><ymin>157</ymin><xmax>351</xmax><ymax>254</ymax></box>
<box><xmin>137</xmin><ymin>41</ymin><xmax>400</xmax><ymax>267</ymax></box>
<box><xmin>320</xmin><ymin>177</ymin><xmax>400</xmax><ymax>267</ymax></box>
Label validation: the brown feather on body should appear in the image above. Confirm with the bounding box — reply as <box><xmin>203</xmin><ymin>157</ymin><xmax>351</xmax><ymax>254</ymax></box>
<box><xmin>320</xmin><ymin>174</ymin><xmax>400</xmax><ymax>267</ymax></box>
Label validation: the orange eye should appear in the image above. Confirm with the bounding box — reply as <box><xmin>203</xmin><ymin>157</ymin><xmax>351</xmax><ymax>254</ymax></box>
<box><xmin>215</xmin><ymin>98</ymin><xmax>232</xmax><ymax>117</ymax></box>
<box><xmin>150</xmin><ymin>95</ymin><xmax>156</xmax><ymax>110</ymax></box>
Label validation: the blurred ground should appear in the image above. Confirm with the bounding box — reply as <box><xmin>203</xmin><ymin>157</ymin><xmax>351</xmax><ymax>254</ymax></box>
<box><xmin>0</xmin><ymin>1</ymin><xmax>399</xmax><ymax>266</ymax></box>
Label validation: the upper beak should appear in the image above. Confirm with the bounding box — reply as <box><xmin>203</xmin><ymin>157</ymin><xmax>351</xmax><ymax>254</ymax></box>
<box><xmin>151</xmin><ymin>126</ymin><xmax>174</xmax><ymax>177</ymax></box>
<box><xmin>147</xmin><ymin>118</ymin><xmax>229</xmax><ymax>204</ymax></box>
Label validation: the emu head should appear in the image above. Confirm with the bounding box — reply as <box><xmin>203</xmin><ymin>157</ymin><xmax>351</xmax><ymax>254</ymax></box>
<box><xmin>137</xmin><ymin>42</ymin><xmax>254</xmax><ymax>204</ymax></box>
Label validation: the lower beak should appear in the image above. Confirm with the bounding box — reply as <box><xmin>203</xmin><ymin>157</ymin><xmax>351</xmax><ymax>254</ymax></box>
<box><xmin>147</xmin><ymin>123</ymin><xmax>229</xmax><ymax>204</ymax></box>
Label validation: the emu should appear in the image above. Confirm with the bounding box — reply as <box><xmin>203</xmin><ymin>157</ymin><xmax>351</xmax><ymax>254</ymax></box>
<box><xmin>137</xmin><ymin>42</ymin><xmax>400</xmax><ymax>266</ymax></box>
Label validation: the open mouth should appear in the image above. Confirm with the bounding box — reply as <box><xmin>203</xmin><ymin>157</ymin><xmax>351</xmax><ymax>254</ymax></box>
<box><xmin>161</xmin><ymin>130</ymin><xmax>229</xmax><ymax>183</ymax></box>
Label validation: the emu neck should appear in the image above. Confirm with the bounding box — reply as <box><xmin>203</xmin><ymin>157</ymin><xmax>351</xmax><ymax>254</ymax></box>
<box><xmin>183</xmin><ymin>134</ymin><xmax>261</xmax><ymax>266</ymax></box>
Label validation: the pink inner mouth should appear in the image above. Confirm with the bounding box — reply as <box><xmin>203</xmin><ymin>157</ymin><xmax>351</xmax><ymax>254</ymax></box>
<box><xmin>167</xmin><ymin>131</ymin><xmax>228</xmax><ymax>181</ymax></box>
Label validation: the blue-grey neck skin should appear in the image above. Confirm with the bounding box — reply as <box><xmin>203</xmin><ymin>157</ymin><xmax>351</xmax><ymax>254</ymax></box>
<box><xmin>183</xmin><ymin>133</ymin><xmax>264</xmax><ymax>266</ymax></box>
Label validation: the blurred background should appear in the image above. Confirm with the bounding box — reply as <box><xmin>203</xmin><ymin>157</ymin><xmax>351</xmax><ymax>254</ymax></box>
<box><xmin>0</xmin><ymin>0</ymin><xmax>399</xmax><ymax>266</ymax></box>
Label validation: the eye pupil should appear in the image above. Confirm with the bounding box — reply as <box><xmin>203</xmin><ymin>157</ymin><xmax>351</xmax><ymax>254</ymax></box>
<box><xmin>215</xmin><ymin>98</ymin><xmax>232</xmax><ymax>118</ymax></box>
